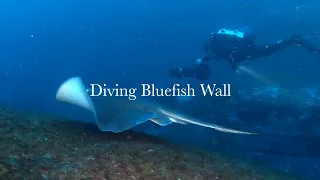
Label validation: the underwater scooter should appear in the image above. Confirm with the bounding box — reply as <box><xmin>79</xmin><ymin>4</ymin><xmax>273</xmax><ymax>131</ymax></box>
<box><xmin>55</xmin><ymin>77</ymin><xmax>257</xmax><ymax>135</ymax></box>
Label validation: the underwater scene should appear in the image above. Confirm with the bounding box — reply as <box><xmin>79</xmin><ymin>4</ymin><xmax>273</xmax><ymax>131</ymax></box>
<box><xmin>1</xmin><ymin>0</ymin><xmax>320</xmax><ymax>179</ymax></box>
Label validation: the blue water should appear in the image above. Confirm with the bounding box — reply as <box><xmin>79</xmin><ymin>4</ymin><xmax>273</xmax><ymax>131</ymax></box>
<box><xmin>2</xmin><ymin>0</ymin><xmax>320</xmax><ymax>178</ymax></box>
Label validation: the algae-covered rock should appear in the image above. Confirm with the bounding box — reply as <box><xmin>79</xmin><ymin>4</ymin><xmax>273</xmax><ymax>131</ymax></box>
<box><xmin>0</xmin><ymin>107</ymin><xmax>312</xmax><ymax>180</ymax></box>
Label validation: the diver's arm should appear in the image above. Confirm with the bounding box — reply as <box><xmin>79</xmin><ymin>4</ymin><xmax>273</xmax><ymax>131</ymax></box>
<box><xmin>197</xmin><ymin>55</ymin><xmax>239</xmax><ymax>71</ymax></box>
<box><xmin>202</xmin><ymin>55</ymin><xmax>215</xmax><ymax>62</ymax></box>
<box><xmin>195</xmin><ymin>55</ymin><xmax>215</xmax><ymax>65</ymax></box>
<box><xmin>289</xmin><ymin>35</ymin><xmax>319</xmax><ymax>53</ymax></box>
<box><xmin>226</xmin><ymin>54</ymin><xmax>239</xmax><ymax>71</ymax></box>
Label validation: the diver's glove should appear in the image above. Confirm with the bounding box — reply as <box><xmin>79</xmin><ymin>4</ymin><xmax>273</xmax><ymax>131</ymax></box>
<box><xmin>195</xmin><ymin>58</ymin><xmax>203</xmax><ymax>65</ymax></box>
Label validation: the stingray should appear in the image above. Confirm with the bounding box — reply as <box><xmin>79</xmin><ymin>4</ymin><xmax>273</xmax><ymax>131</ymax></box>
<box><xmin>56</xmin><ymin>77</ymin><xmax>257</xmax><ymax>135</ymax></box>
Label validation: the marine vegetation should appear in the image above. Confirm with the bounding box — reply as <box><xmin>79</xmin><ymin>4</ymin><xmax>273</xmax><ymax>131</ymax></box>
<box><xmin>0</xmin><ymin>107</ymin><xmax>310</xmax><ymax>180</ymax></box>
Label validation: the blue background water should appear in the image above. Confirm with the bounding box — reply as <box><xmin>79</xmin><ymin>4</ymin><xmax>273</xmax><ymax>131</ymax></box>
<box><xmin>1</xmin><ymin>0</ymin><xmax>320</xmax><ymax>178</ymax></box>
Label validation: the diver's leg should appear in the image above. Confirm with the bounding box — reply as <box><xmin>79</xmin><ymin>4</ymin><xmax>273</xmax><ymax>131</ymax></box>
<box><xmin>168</xmin><ymin>64</ymin><xmax>210</xmax><ymax>81</ymax></box>
<box><xmin>289</xmin><ymin>34</ymin><xmax>319</xmax><ymax>53</ymax></box>
<box><xmin>248</xmin><ymin>35</ymin><xmax>319</xmax><ymax>59</ymax></box>
<box><xmin>247</xmin><ymin>41</ymin><xmax>291</xmax><ymax>59</ymax></box>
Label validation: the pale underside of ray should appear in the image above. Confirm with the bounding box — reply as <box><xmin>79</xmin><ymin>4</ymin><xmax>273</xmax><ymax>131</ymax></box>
<box><xmin>56</xmin><ymin>77</ymin><xmax>257</xmax><ymax>135</ymax></box>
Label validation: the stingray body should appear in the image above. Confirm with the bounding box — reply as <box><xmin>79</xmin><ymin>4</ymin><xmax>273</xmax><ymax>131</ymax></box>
<box><xmin>56</xmin><ymin>77</ymin><xmax>257</xmax><ymax>135</ymax></box>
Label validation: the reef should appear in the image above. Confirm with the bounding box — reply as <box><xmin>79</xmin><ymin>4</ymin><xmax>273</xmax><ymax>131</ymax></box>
<box><xmin>0</xmin><ymin>107</ymin><xmax>311</xmax><ymax>180</ymax></box>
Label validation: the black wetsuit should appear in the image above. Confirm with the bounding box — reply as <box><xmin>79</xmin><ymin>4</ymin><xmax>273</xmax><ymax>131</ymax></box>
<box><xmin>169</xmin><ymin>32</ymin><xmax>319</xmax><ymax>81</ymax></box>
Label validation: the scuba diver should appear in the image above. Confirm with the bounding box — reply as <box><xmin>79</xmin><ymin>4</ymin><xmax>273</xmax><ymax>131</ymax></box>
<box><xmin>169</xmin><ymin>29</ymin><xmax>320</xmax><ymax>80</ymax></box>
